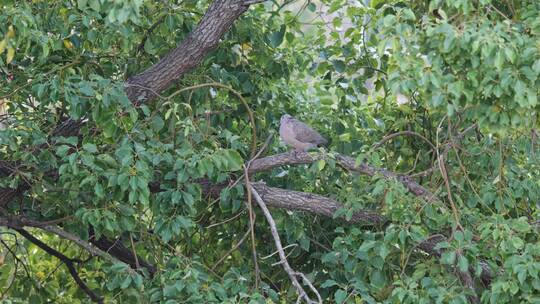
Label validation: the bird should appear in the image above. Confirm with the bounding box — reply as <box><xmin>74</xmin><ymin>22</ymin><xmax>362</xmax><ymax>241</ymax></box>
<box><xmin>279</xmin><ymin>114</ymin><xmax>328</xmax><ymax>152</ymax></box>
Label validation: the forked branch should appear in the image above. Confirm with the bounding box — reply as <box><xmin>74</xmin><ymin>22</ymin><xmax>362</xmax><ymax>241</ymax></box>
<box><xmin>251</xmin><ymin>187</ymin><xmax>322</xmax><ymax>304</ymax></box>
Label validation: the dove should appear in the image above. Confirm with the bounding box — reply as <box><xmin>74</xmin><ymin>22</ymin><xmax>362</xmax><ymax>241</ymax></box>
<box><xmin>279</xmin><ymin>114</ymin><xmax>328</xmax><ymax>152</ymax></box>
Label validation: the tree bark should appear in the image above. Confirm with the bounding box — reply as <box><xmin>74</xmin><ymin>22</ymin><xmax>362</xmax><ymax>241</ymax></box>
<box><xmin>251</xmin><ymin>182</ymin><xmax>387</xmax><ymax>226</ymax></box>
<box><xmin>124</xmin><ymin>0</ymin><xmax>252</xmax><ymax>103</ymax></box>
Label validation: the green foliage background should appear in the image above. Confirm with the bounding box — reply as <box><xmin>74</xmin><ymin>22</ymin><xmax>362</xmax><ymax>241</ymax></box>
<box><xmin>0</xmin><ymin>0</ymin><xmax>539</xmax><ymax>303</ymax></box>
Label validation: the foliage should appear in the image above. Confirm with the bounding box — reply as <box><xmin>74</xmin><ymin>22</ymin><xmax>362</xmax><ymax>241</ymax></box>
<box><xmin>0</xmin><ymin>0</ymin><xmax>539</xmax><ymax>303</ymax></box>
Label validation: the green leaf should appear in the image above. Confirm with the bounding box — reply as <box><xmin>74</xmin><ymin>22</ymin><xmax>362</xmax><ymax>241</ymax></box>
<box><xmin>494</xmin><ymin>51</ymin><xmax>504</xmax><ymax>70</ymax></box>
<box><xmin>88</xmin><ymin>0</ymin><xmax>100</xmax><ymax>11</ymax></box>
<box><xmin>441</xmin><ymin>251</ymin><xmax>456</xmax><ymax>265</ymax></box>
<box><xmin>77</xmin><ymin>0</ymin><xmax>88</xmax><ymax>9</ymax></box>
<box><xmin>401</xmin><ymin>9</ymin><xmax>416</xmax><ymax>21</ymax></box>
<box><xmin>268</xmin><ymin>25</ymin><xmax>286</xmax><ymax>48</ymax></box>
<box><xmin>222</xmin><ymin>149</ymin><xmax>243</xmax><ymax>171</ymax></box>
<box><xmin>151</xmin><ymin>116</ymin><xmax>165</xmax><ymax>132</ymax></box>
<box><xmin>56</xmin><ymin>145</ymin><xmax>71</xmax><ymax>157</ymax></box>
<box><xmin>333</xmin><ymin>60</ymin><xmax>346</xmax><ymax>73</ymax></box>
<box><xmin>317</xmin><ymin>159</ymin><xmax>326</xmax><ymax>171</ymax></box>
<box><xmin>119</xmin><ymin>275</ymin><xmax>132</xmax><ymax>289</ymax></box>
<box><xmin>321</xmin><ymin>279</ymin><xmax>338</xmax><ymax>288</ymax></box>
<box><xmin>512</xmin><ymin>218</ymin><xmax>531</xmax><ymax>233</ymax></box>
<box><xmin>79</xmin><ymin>82</ymin><xmax>95</xmax><ymax>96</ymax></box>
<box><xmin>458</xmin><ymin>255</ymin><xmax>469</xmax><ymax>272</ymax></box>
<box><xmin>334</xmin><ymin>289</ymin><xmax>347</xmax><ymax>304</ymax></box>
<box><xmin>94</xmin><ymin>183</ymin><xmax>104</xmax><ymax>199</ymax></box>
<box><xmin>83</xmin><ymin>143</ymin><xmax>98</xmax><ymax>153</ymax></box>
<box><xmin>132</xmin><ymin>274</ymin><xmax>143</xmax><ymax>289</ymax></box>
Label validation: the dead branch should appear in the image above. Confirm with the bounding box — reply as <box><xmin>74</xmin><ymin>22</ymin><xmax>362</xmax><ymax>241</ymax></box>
<box><xmin>251</xmin><ymin>186</ymin><xmax>322</xmax><ymax>304</ymax></box>
<box><xmin>211</xmin><ymin>228</ymin><xmax>251</xmax><ymax>271</ymax></box>
<box><xmin>241</xmin><ymin>134</ymin><xmax>275</xmax><ymax>289</ymax></box>
<box><xmin>411</xmin><ymin>123</ymin><xmax>478</xmax><ymax>178</ymax></box>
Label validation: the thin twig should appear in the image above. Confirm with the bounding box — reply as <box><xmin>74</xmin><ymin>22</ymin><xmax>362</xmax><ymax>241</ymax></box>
<box><xmin>410</xmin><ymin>123</ymin><xmax>478</xmax><ymax>178</ymax></box>
<box><xmin>0</xmin><ymin>216</ymin><xmax>137</xmax><ymax>276</ymax></box>
<box><xmin>136</xmin><ymin>14</ymin><xmax>168</xmax><ymax>54</ymax></box>
<box><xmin>211</xmin><ymin>229</ymin><xmax>251</xmax><ymax>271</ymax></box>
<box><xmin>243</xmin><ymin>0</ymin><xmax>267</xmax><ymax>4</ymax></box>
<box><xmin>129</xmin><ymin>233</ymin><xmax>140</xmax><ymax>270</ymax></box>
<box><xmin>242</xmin><ymin>133</ymin><xmax>275</xmax><ymax>288</ymax></box>
<box><xmin>38</xmin><ymin>215</ymin><xmax>74</xmax><ymax>226</ymax></box>
<box><xmin>372</xmin><ymin>130</ymin><xmax>436</xmax><ymax>151</ymax></box>
<box><xmin>211</xmin><ymin>133</ymin><xmax>274</xmax><ymax>273</ymax></box>
<box><xmin>451</xmin><ymin>142</ymin><xmax>496</xmax><ymax>215</ymax></box>
<box><xmin>205</xmin><ymin>210</ymin><xmax>245</xmax><ymax>229</ymax></box>
<box><xmin>436</xmin><ymin>117</ymin><xmax>462</xmax><ymax>232</ymax></box>
<box><xmin>488</xmin><ymin>4</ymin><xmax>510</xmax><ymax>20</ymax></box>
<box><xmin>0</xmin><ymin>239</ymin><xmax>35</xmax><ymax>287</ymax></box>
<box><xmin>243</xmin><ymin>164</ymin><xmax>261</xmax><ymax>289</ymax></box>
<box><xmin>295</xmin><ymin>272</ymin><xmax>323</xmax><ymax>304</ymax></box>
<box><xmin>262</xmin><ymin>243</ymin><xmax>298</xmax><ymax>260</ymax></box>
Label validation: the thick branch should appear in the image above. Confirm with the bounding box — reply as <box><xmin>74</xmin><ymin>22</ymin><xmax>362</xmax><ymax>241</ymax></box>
<box><xmin>0</xmin><ymin>0</ymin><xmax>261</xmax><ymax>272</ymax></box>
<box><xmin>249</xmin><ymin>151</ymin><xmax>437</xmax><ymax>202</ymax></box>
<box><xmin>125</xmin><ymin>0</ymin><xmax>253</xmax><ymax>103</ymax></box>
<box><xmin>89</xmin><ymin>233</ymin><xmax>156</xmax><ymax>276</ymax></box>
<box><xmin>251</xmin><ymin>182</ymin><xmax>387</xmax><ymax>226</ymax></box>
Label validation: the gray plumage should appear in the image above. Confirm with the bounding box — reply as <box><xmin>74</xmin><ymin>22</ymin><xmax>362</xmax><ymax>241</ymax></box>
<box><xmin>279</xmin><ymin>114</ymin><xmax>327</xmax><ymax>151</ymax></box>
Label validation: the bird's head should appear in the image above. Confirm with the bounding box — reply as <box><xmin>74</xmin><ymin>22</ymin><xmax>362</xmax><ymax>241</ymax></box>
<box><xmin>280</xmin><ymin>114</ymin><xmax>293</xmax><ymax>124</ymax></box>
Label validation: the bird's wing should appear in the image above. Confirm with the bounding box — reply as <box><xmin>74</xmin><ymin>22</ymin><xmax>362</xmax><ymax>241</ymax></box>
<box><xmin>290</xmin><ymin>119</ymin><xmax>327</xmax><ymax>144</ymax></box>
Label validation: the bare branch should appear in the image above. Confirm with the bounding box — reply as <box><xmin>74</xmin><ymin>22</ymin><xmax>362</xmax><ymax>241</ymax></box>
<box><xmin>211</xmin><ymin>228</ymin><xmax>251</xmax><ymax>271</ymax></box>
<box><xmin>411</xmin><ymin>123</ymin><xmax>479</xmax><ymax>178</ymax></box>
<box><xmin>243</xmin><ymin>165</ymin><xmax>261</xmax><ymax>288</ymax></box>
<box><xmin>243</xmin><ymin>0</ymin><xmax>267</xmax><ymax>5</ymax></box>
<box><xmin>251</xmin><ymin>187</ymin><xmax>321</xmax><ymax>304</ymax></box>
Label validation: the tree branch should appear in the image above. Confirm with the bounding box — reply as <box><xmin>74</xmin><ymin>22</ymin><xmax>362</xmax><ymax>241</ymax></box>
<box><xmin>125</xmin><ymin>0</ymin><xmax>259</xmax><ymax>103</ymax></box>
<box><xmin>15</xmin><ymin>228</ymin><xmax>103</xmax><ymax>303</ymax></box>
<box><xmin>251</xmin><ymin>186</ymin><xmax>322</xmax><ymax>304</ymax></box>
<box><xmin>249</xmin><ymin>151</ymin><xmax>437</xmax><ymax>203</ymax></box>
<box><xmin>88</xmin><ymin>228</ymin><xmax>156</xmax><ymax>276</ymax></box>
<box><xmin>371</xmin><ymin>130</ymin><xmax>436</xmax><ymax>151</ymax></box>
<box><xmin>0</xmin><ymin>0</ymin><xmax>264</xmax><ymax>207</ymax></box>
<box><xmin>0</xmin><ymin>216</ymin><xmax>137</xmax><ymax>276</ymax></box>
<box><xmin>251</xmin><ymin>182</ymin><xmax>387</xmax><ymax>225</ymax></box>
